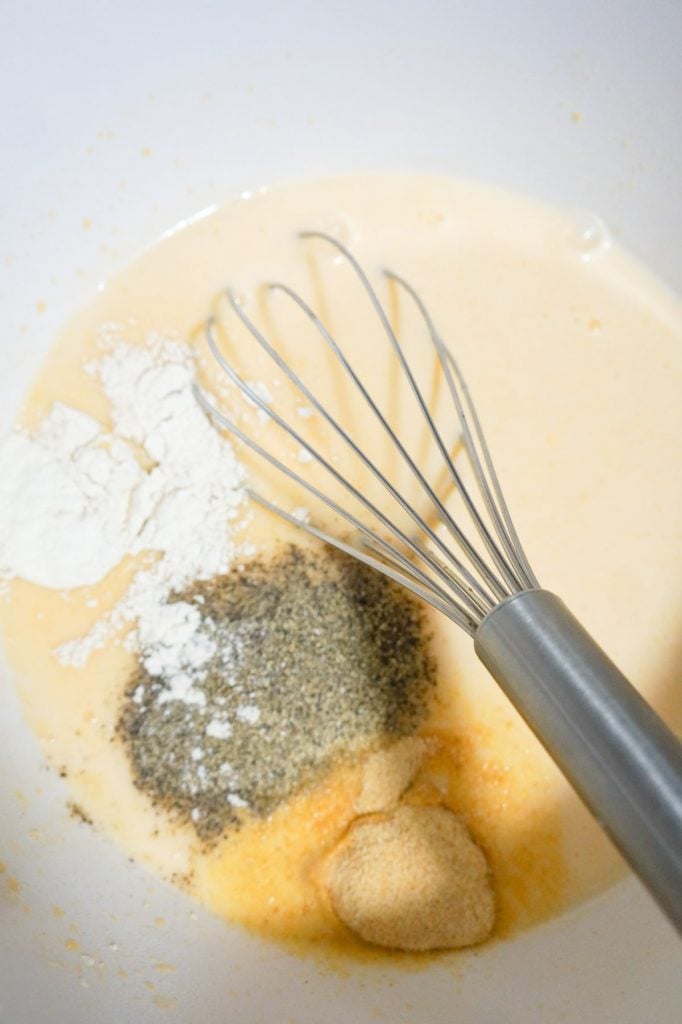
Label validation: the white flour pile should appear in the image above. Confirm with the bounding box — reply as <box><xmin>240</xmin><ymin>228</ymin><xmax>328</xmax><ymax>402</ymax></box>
<box><xmin>0</xmin><ymin>332</ymin><xmax>248</xmax><ymax>698</ymax></box>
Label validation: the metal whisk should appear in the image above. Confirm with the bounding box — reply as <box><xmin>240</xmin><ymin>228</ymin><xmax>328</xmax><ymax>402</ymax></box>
<box><xmin>195</xmin><ymin>232</ymin><xmax>682</xmax><ymax>931</ymax></box>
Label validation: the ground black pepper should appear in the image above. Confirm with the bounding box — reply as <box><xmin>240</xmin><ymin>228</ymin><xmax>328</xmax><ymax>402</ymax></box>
<box><xmin>118</xmin><ymin>544</ymin><xmax>436</xmax><ymax>840</ymax></box>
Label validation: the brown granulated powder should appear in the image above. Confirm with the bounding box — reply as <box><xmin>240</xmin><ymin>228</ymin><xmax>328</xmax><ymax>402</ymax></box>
<box><xmin>326</xmin><ymin>804</ymin><xmax>495</xmax><ymax>951</ymax></box>
<box><xmin>355</xmin><ymin>736</ymin><xmax>437</xmax><ymax>815</ymax></box>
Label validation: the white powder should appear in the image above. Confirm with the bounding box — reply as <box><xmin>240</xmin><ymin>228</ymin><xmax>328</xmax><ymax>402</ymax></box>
<box><xmin>0</xmin><ymin>332</ymin><xmax>250</xmax><ymax>698</ymax></box>
<box><xmin>227</xmin><ymin>792</ymin><xmax>249</xmax><ymax>808</ymax></box>
<box><xmin>236</xmin><ymin>703</ymin><xmax>261</xmax><ymax>725</ymax></box>
<box><xmin>0</xmin><ymin>404</ymin><xmax>148</xmax><ymax>588</ymax></box>
<box><xmin>138</xmin><ymin>601</ymin><xmax>216</xmax><ymax>709</ymax></box>
<box><xmin>290</xmin><ymin>506</ymin><xmax>311</xmax><ymax>524</ymax></box>
<box><xmin>206</xmin><ymin>718</ymin><xmax>232</xmax><ymax>740</ymax></box>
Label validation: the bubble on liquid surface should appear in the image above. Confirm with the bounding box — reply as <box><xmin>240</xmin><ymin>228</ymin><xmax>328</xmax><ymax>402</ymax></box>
<box><xmin>565</xmin><ymin>209</ymin><xmax>612</xmax><ymax>261</ymax></box>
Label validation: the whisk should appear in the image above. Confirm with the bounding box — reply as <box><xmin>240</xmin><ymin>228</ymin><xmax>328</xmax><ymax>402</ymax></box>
<box><xmin>195</xmin><ymin>232</ymin><xmax>682</xmax><ymax>931</ymax></box>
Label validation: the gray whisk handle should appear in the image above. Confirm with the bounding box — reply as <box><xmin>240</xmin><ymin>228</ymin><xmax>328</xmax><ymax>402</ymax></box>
<box><xmin>474</xmin><ymin>589</ymin><xmax>682</xmax><ymax>932</ymax></box>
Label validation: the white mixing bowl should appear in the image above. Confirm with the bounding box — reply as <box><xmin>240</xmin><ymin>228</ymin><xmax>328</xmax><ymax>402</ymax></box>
<box><xmin>1</xmin><ymin>3</ymin><xmax>680</xmax><ymax>1021</ymax></box>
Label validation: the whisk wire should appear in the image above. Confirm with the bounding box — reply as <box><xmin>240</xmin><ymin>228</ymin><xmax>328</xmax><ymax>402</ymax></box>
<box><xmin>302</xmin><ymin>232</ymin><xmax>527</xmax><ymax>596</ymax></box>
<box><xmin>249</xmin><ymin>491</ymin><xmax>479</xmax><ymax>632</ymax></box>
<box><xmin>215</xmin><ymin>292</ymin><xmax>499</xmax><ymax>611</ymax></box>
<box><xmin>192</xmin><ymin>389</ymin><xmax>480</xmax><ymax>632</ymax></box>
<box><xmin>198</xmin><ymin>234</ymin><xmax>546</xmax><ymax>631</ymax></box>
<box><xmin>386</xmin><ymin>270</ymin><xmax>539</xmax><ymax>591</ymax></box>
<box><xmin>266</xmin><ymin>280</ymin><xmax>505</xmax><ymax>604</ymax></box>
<box><xmin>199</xmin><ymin>326</ymin><xmax>489</xmax><ymax>623</ymax></box>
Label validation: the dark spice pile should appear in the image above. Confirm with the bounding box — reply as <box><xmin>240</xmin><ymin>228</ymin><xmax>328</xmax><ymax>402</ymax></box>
<box><xmin>118</xmin><ymin>544</ymin><xmax>436</xmax><ymax>840</ymax></box>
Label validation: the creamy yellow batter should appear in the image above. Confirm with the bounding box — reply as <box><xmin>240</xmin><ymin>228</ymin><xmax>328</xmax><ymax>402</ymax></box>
<box><xmin>1</xmin><ymin>174</ymin><xmax>681</xmax><ymax>958</ymax></box>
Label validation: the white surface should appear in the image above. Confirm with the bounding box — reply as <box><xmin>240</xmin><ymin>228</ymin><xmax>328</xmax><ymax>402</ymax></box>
<box><xmin>1</xmin><ymin>2</ymin><xmax>680</xmax><ymax>1021</ymax></box>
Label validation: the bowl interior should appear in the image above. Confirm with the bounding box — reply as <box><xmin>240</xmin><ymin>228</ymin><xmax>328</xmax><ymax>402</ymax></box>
<box><xmin>1</xmin><ymin>3</ymin><xmax>681</xmax><ymax>1022</ymax></box>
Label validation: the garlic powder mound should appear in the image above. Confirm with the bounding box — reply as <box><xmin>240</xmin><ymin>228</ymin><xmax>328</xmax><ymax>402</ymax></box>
<box><xmin>355</xmin><ymin>736</ymin><xmax>437</xmax><ymax>815</ymax></box>
<box><xmin>326</xmin><ymin>804</ymin><xmax>495</xmax><ymax>951</ymax></box>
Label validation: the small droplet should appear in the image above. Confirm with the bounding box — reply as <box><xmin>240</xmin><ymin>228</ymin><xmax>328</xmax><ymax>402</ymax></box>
<box><xmin>565</xmin><ymin>210</ymin><xmax>611</xmax><ymax>260</ymax></box>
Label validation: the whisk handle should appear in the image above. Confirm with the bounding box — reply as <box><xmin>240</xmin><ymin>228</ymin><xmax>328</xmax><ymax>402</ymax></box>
<box><xmin>474</xmin><ymin>589</ymin><xmax>682</xmax><ymax>933</ymax></box>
